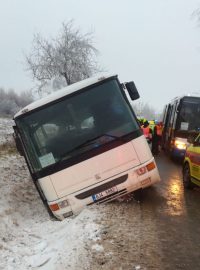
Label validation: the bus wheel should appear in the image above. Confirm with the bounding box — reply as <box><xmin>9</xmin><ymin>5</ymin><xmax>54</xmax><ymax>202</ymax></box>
<box><xmin>133</xmin><ymin>189</ymin><xmax>143</xmax><ymax>202</ymax></box>
<box><xmin>183</xmin><ymin>163</ymin><xmax>194</xmax><ymax>189</ymax></box>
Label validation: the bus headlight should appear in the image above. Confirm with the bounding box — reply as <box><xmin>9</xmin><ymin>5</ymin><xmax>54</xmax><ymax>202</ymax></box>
<box><xmin>174</xmin><ymin>140</ymin><xmax>186</xmax><ymax>150</ymax></box>
<box><xmin>58</xmin><ymin>199</ymin><xmax>70</xmax><ymax>209</ymax></box>
<box><xmin>136</xmin><ymin>166</ymin><xmax>147</xmax><ymax>175</ymax></box>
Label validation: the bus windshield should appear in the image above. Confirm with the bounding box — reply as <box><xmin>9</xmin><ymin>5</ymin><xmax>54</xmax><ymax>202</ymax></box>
<box><xmin>16</xmin><ymin>79</ymin><xmax>140</xmax><ymax>173</ymax></box>
<box><xmin>176</xmin><ymin>97</ymin><xmax>200</xmax><ymax>132</ymax></box>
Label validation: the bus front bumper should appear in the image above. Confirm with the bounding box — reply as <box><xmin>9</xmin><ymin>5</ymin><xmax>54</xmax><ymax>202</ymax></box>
<box><xmin>48</xmin><ymin>158</ymin><xmax>160</xmax><ymax>220</ymax></box>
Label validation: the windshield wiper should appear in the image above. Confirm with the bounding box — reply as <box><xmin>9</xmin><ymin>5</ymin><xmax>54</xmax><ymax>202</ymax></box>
<box><xmin>60</xmin><ymin>133</ymin><xmax>123</xmax><ymax>160</ymax></box>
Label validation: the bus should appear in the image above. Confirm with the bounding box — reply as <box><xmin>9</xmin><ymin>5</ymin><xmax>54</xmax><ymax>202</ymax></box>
<box><xmin>13</xmin><ymin>74</ymin><xmax>160</xmax><ymax>220</ymax></box>
<box><xmin>162</xmin><ymin>94</ymin><xmax>200</xmax><ymax>159</ymax></box>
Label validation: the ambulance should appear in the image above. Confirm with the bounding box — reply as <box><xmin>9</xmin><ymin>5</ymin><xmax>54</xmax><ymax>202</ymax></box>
<box><xmin>183</xmin><ymin>134</ymin><xmax>200</xmax><ymax>188</ymax></box>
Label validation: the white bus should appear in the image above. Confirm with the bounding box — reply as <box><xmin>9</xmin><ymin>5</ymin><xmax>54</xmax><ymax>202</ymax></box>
<box><xmin>13</xmin><ymin>75</ymin><xmax>160</xmax><ymax>220</ymax></box>
<box><xmin>162</xmin><ymin>94</ymin><xmax>200</xmax><ymax>159</ymax></box>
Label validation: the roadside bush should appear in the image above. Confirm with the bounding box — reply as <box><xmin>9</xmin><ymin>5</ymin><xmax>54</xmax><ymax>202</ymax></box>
<box><xmin>0</xmin><ymin>138</ymin><xmax>17</xmax><ymax>156</ymax></box>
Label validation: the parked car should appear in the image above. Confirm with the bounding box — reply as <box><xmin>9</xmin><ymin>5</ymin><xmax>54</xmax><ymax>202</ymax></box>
<box><xmin>183</xmin><ymin>134</ymin><xmax>200</xmax><ymax>188</ymax></box>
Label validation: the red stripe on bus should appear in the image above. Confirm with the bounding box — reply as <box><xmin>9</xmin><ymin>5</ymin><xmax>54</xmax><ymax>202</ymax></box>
<box><xmin>186</xmin><ymin>151</ymin><xmax>200</xmax><ymax>166</ymax></box>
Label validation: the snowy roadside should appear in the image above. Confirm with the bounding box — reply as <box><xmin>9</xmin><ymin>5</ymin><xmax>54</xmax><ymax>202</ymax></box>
<box><xmin>0</xmin><ymin>153</ymin><xmax>103</xmax><ymax>270</ymax></box>
<box><xmin>0</xmin><ymin>117</ymin><xmax>14</xmax><ymax>144</ymax></box>
<box><xmin>0</xmin><ymin>118</ymin><xmax>103</xmax><ymax>270</ymax></box>
<box><xmin>0</xmin><ymin>117</ymin><xmax>160</xmax><ymax>270</ymax></box>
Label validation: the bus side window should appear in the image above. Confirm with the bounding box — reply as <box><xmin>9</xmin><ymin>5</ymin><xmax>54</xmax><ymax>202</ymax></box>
<box><xmin>165</xmin><ymin>105</ymin><xmax>172</xmax><ymax>128</ymax></box>
<box><xmin>170</xmin><ymin>103</ymin><xmax>177</xmax><ymax>129</ymax></box>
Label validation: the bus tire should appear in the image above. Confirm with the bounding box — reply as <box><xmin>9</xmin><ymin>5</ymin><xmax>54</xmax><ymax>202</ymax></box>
<box><xmin>183</xmin><ymin>163</ymin><xmax>194</xmax><ymax>189</ymax></box>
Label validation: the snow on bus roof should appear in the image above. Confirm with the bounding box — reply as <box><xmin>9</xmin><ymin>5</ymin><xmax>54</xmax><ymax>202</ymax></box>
<box><xmin>14</xmin><ymin>74</ymin><xmax>117</xmax><ymax>119</ymax></box>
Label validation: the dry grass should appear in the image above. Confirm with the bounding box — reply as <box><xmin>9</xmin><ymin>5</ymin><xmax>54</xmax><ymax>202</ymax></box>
<box><xmin>0</xmin><ymin>140</ymin><xmax>17</xmax><ymax>155</ymax></box>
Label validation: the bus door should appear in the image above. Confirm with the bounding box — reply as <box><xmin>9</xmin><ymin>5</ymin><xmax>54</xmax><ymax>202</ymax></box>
<box><xmin>170</xmin><ymin>101</ymin><xmax>178</xmax><ymax>140</ymax></box>
<box><xmin>163</xmin><ymin>104</ymin><xmax>172</xmax><ymax>150</ymax></box>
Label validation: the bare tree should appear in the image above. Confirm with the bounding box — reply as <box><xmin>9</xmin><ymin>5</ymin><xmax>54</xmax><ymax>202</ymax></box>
<box><xmin>25</xmin><ymin>20</ymin><xmax>101</xmax><ymax>94</ymax></box>
<box><xmin>132</xmin><ymin>101</ymin><xmax>161</xmax><ymax>120</ymax></box>
<box><xmin>192</xmin><ymin>8</ymin><xmax>200</xmax><ymax>25</ymax></box>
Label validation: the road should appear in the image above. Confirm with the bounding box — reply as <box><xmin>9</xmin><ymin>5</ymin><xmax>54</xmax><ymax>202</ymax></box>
<box><xmin>88</xmin><ymin>151</ymin><xmax>200</xmax><ymax>270</ymax></box>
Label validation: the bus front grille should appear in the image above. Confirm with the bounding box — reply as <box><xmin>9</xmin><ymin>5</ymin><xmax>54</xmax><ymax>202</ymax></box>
<box><xmin>75</xmin><ymin>174</ymin><xmax>128</xmax><ymax>200</ymax></box>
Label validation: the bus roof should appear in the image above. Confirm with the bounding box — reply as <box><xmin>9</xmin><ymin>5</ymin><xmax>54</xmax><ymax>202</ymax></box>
<box><xmin>14</xmin><ymin>74</ymin><xmax>117</xmax><ymax>119</ymax></box>
<box><xmin>168</xmin><ymin>93</ymin><xmax>200</xmax><ymax>104</ymax></box>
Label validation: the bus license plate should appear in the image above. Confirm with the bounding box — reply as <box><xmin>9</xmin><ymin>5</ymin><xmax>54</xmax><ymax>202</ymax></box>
<box><xmin>92</xmin><ymin>186</ymin><xmax>118</xmax><ymax>202</ymax></box>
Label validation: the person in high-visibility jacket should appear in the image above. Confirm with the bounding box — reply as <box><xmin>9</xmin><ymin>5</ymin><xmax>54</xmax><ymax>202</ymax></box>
<box><xmin>157</xmin><ymin>122</ymin><xmax>163</xmax><ymax>139</ymax></box>
<box><xmin>152</xmin><ymin>122</ymin><xmax>163</xmax><ymax>155</ymax></box>
<box><xmin>149</xmin><ymin>120</ymin><xmax>155</xmax><ymax>135</ymax></box>
<box><xmin>141</xmin><ymin>121</ymin><xmax>152</xmax><ymax>143</ymax></box>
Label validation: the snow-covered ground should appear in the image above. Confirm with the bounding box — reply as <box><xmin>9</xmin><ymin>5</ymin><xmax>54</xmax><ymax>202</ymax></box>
<box><xmin>0</xmin><ymin>117</ymin><xmax>14</xmax><ymax>144</ymax></box>
<box><xmin>0</xmin><ymin>117</ymin><xmax>149</xmax><ymax>270</ymax></box>
<box><xmin>0</xmin><ymin>118</ymin><xmax>103</xmax><ymax>270</ymax></box>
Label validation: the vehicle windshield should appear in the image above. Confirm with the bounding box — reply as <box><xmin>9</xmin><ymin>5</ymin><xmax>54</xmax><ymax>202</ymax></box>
<box><xmin>16</xmin><ymin>79</ymin><xmax>140</xmax><ymax>172</ymax></box>
<box><xmin>176</xmin><ymin>97</ymin><xmax>200</xmax><ymax>132</ymax></box>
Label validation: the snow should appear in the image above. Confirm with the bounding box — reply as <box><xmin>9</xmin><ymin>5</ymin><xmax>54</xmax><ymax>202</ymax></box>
<box><xmin>0</xmin><ymin>117</ymin><xmax>102</xmax><ymax>270</ymax></box>
<box><xmin>0</xmin><ymin>117</ymin><xmax>14</xmax><ymax>144</ymax></box>
<box><xmin>135</xmin><ymin>266</ymin><xmax>141</xmax><ymax>270</ymax></box>
<box><xmin>91</xmin><ymin>244</ymin><xmax>104</xmax><ymax>252</ymax></box>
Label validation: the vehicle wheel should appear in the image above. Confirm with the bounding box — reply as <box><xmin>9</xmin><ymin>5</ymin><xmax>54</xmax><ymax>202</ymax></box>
<box><xmin>169</xmin><ymin>151</ymin><xmax>176</xmax><ymax>161</ymax></box>
<box><xmin>183</xmin><ymin>163</ymin><xmax>194</xmax><ymax>189</ymax></box>
<box><xmin>133</xmin><ymin>189</ymin><xmax>143</xmax><ymax>202</ymax></box>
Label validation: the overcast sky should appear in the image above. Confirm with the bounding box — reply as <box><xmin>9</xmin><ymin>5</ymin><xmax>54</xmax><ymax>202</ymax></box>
<box><xmin>1</xmin><ymin>0</ymin><xmax>200</xmax><ymax>111</ymax></box>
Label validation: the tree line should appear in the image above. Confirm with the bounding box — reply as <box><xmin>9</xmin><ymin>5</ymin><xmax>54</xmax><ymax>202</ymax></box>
<box><xmin>132</xmin><ymin>101</ymin><xmax>162</xmax><ymax>121</ymax></box>
<box><xmin>0</xmin><ymin>88</ymin><xmax>33</xmax><ymax>117</ymax></box>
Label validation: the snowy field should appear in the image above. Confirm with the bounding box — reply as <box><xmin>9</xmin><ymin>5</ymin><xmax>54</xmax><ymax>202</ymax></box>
<box><xmin>0</xmin><ymin>117</ymin><xmax>104</xmax><ymax>270</ymax></box>
<box><xmin>0</xmin><ymin>117</ymin><xmax>14</xmax><ymax>144</ymax></box>
<box><xmin>0</xmin><ymin>117</ymin><xmax>147</xmax><ymax>270</ymax></box>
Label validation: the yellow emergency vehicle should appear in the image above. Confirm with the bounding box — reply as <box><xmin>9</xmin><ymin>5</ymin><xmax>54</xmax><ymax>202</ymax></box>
<box><xmin>183</xmin><ymin>134</ymin><xmax>200</xmax><ymax>188</ymax></box>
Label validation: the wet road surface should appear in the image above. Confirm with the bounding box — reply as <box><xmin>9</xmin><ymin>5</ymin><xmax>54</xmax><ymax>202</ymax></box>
<box><xmin>88</xmin><ymin>151</ymin><xmax>200</xmax><ymax>270</ymax></box>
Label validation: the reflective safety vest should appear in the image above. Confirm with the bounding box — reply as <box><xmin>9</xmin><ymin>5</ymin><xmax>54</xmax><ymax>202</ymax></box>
<box><xmin>156</xmin><ymin>125</ymin><xmax>162</xmax><ymax>136</ymax></box>
<box><xmin>142</xmin><ymin>127</ymin><xmax>152</xmax><ymax>140</ymax></box>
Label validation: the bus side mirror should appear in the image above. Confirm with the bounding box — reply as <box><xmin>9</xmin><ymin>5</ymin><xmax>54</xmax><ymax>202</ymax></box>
<box><xmin>124</xmin><ymin>81</ymin><xmax>140</xmax><ymax>100</ymax></box>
